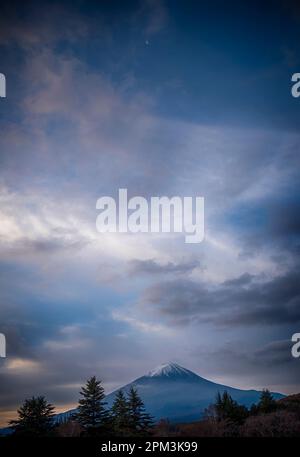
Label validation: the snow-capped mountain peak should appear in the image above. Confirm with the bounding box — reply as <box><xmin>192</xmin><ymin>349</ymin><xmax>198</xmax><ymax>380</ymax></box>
<box><xmin>146</xmin><ymin>362</ymin><xmax>199</xmax><ymax>379</ymax></box>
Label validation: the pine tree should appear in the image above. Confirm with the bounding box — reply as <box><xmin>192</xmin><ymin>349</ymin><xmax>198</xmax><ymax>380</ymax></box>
<box><xmin>111</xmin><ymin>390</ymin><xmax>130</xmax><ymax>435</ymax></box>
<box><xmin>257</xmin><ymin>389</ymin><xmax>277</xmax><ymax>414</ymax></box>
<box><xmin>215</xmin><ymin>391</ymin><xmax>234</xmax><ymax>421</ymax></box>
<box><xmin>10</xmin><ymin>396</ymin><xmax>55</xmax><ymax>436</ymax></box>
<box><xmin>127</xmin><ymin>386</ymin><xmax>153</xmax><ymax>435</ymax></box>
<box><xmin>74</xmin><ymin>376</ymin><xmax>108</xmax><ymax>434</ymax></box>
<box><xmin>214</xmin><ymin>391</ymin><xmax>248</xmax><ymax>425</ymax></box>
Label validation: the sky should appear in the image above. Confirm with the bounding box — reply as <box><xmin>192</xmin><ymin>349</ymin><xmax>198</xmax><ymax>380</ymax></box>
<box><xmin>0</xmin><ymin>0</ymin><xmax>300</xmax><ymax>426</ymax></box>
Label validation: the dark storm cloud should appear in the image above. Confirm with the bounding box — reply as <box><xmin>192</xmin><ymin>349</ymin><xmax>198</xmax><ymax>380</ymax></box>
<box><xmin>10</xmin><ymin>236</ymin><xmax>89</xmax><ymax>256</ymax></box>
<box><xmin>128</xmin><ymin>258</ymin><xmax>201</xmax><ymax>276</ymax></box>
<box><xmin>224</xmin><ymin>271</ymin><xmax>300</xmax><ymax>326</ymax></box>
<box><xmin>222</xmin><ymin>273</ymin><xmax>255</xmax><ymax>287</ymax></box>
<box><xmin>140</xmin><ymin>267</ymin><xmax>300</xmax><ymax>327</ymax></box>
<box><xmin>255</xmin><ymin>340</ymin><xmax>293</xmax><ymax>366</ymax></box>
<box><xmin>191</xmin><ymin>338</ymin><xmax>300</xmax><ymax>390</ymax></box>
<box><xmin>141</xmin><ymin>279</ymin><xmax>211</xmax><ymax>324</ymax></box>
<box><xmin>235</xmin><ymin>197</ymin><xmax>300</xmax><ymax>259</ymax></box>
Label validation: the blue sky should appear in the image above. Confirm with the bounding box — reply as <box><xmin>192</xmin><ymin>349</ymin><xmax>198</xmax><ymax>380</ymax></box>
<box><xmin>0</xmin><ymin>0</ymin><xmax>300</xmax><ymax>426</ymax></box>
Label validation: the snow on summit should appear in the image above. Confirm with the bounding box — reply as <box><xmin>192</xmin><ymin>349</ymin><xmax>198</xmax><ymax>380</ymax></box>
<box><xmin>146</xmin><ymin>363</ymin><xmax>199</xmax><ymax>379</ymax></box>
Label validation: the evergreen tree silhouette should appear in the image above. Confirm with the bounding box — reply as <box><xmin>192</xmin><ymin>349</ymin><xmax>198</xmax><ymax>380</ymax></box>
<box><xmin>257</xmin><ymin>389</ymin><xmax>277</xmax><ymax>414</ymax></box>
<box><xmin>111</xmin><ymin>390</ymin><xmax>130</xmax><ymax>435</ymax></box>
<box><xmin>214</xmin><ymin>391</ymin><xmax>248</xmax><ymax>425</ymax></box>
<box><xmin>74</xmin><ymin>376</ymin><xmax>108</xmax><ymax>435</ymax></box>
<box><xmin>10</xmin><ymin>396</ymin><xmax>55</xmax><ymax>436</ymax></box>
<box><xmin>127</xmin><ymin>386</ymin><xmax>153</xmax><ymax>435</ymax></box>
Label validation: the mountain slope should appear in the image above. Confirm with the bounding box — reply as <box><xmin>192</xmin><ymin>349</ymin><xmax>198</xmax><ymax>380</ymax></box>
<box><xmin>104</xmin><ymin>362</ymin><xmax>284</xmax><ymax>423</ymax></box>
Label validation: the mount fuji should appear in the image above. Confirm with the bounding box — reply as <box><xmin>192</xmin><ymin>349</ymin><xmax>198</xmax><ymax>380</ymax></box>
<box><xmin>54</xmin><ymin>362</ymin><xmax>284</xmax><ymax>425</ymax></box>
<box><xmin>103</xmin><ymin>362</ymin><xmax>284</xmax><ymax>423</ymax></box>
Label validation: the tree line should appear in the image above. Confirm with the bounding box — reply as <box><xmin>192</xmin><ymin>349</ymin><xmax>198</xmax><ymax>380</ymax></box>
<box><xmin>7</xmin><ymin>382</ymin><xmax>298</xmax><ymax>437</ymax></box>
<box><xmin>9</xmin><ymin>376</ymin><xmax>153</xmax><ymax>437</ymax></box>
<box><xmin>205</xmin><ymin>389</ymin><xmax>277</xmax><ymax>427</ymax></box>
<box><xmin>154</xmin><ymin>390</ymin><xmax>300</xmax><ymax>437</ymax></box>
